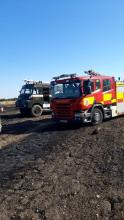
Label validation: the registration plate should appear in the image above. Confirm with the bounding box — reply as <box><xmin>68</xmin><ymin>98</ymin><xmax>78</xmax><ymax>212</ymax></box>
<box><xmin>60</xmin><ymin>120</ymin><xmax>68</xmax><ymax>123</ymax></box>
<box><xmin>43</xmin><ymin>103</ymin><xmax>50</xmax><ymax>108</ymax></box>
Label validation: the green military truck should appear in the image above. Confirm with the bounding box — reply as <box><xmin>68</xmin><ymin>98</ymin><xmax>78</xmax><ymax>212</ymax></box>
<box><xmin>16</xmin><ymin>80</ymin><xmax>51</xmax><ymax>117</ymax></box>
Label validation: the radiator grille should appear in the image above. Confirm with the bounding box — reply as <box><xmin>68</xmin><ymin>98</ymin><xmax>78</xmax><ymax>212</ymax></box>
<box><xmin>53</xmin><ymin>103</ymin><xmax>73</xmax><ymax>119</ymax></box>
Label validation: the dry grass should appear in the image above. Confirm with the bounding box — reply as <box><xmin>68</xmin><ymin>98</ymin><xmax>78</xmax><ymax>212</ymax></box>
<box><xmin>1</xmin><ymin>100</ymin><xmax>16</xmax><ymax>107</ymax></box>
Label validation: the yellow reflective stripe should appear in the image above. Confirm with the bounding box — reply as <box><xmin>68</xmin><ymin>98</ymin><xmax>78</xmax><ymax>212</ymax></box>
<box><xmin>116</xmin><ymin>82</ymin><xmax>124</xmax><ymax>86</ymax></box>
<box><xmin>111</xmin><ymin>99</ymin><xmax>116</xmax><ymax>103</ymax></box>
<box><xmin>83</xmin><ymin>97</ymin><xmax>94</xmax><ymax>106</ymax></box>
<box><xmin>103</xmin><ymin>93</ymin><xmax>112</xmax><ymax>101</ymax></box>
<box><xmin>117</xmin><ymin>92</ymin><xmax>123</xmax><ymax>99</ymax></box>
<box><xmin>88</xmin><ymin>97</ymin><xmax>95</xmax><ymax>104</ymax></box>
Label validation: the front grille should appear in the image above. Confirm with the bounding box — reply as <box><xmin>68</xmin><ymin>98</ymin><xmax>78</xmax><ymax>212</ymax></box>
<box><xmin>53</xmin><ymin>103</ymin><xmax>73</xmax><ymax>119</ymax></box>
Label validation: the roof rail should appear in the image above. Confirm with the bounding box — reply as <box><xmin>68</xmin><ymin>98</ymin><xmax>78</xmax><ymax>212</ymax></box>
<box><xmin>53</xmin><ymin>73</ymin><xmax>77</xmax><ymax>80</ymax></box>
<box><xmin>84</xmin><ymin>70</ymin><xmax>101</xmax><ymax>77</ymax></box>
<box><xmin>24</xmin><ymin>80</ymin><xmax>42</xmax><ymax>84</ymax></box>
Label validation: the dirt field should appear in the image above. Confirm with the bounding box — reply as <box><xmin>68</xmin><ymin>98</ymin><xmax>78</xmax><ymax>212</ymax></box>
<box><xmin>0</xmin><ymin>107</ymin><xmax>124</xmax><ymax>220</ymax></box>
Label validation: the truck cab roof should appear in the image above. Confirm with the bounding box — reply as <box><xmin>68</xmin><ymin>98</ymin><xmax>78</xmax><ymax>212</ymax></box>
<box><xmin>51</xmin><ymin>75</ymin><xmax>115</xmax><ymax>84</ymax></box>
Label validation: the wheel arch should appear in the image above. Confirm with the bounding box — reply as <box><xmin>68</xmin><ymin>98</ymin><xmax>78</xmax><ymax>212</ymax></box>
<box><xmin>90</xmin><ymin>103</ymin><xmax>105</xmax><ymax>119</ymax></box>
<box><xmin>32</xmin><ymin>103</ymin><xmax>43</xmax><ymax>108</ymax></box>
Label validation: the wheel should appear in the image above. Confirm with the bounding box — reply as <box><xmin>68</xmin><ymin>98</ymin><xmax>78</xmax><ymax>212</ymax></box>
<box><xmin>31</xmin><ymin>105</ymin><xmax>43</xmax><ymax>117</ymax></box>
<box><xmin>91</xmin><ymin>108</ymin><xmax>103</xmax><ymax>125</ymax></box>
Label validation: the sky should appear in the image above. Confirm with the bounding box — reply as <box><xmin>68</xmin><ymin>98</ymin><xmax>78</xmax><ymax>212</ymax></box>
<box><xmin>0</xmin><ymin>0</ymin><xmax>124</xmax><ymax>98</ymax></box>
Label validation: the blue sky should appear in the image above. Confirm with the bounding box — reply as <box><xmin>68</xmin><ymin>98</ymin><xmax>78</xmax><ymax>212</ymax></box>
<box><xmin>0</xmin><ymin>0</ymin><xmax>124</xmax><ymax>98</ymax></box>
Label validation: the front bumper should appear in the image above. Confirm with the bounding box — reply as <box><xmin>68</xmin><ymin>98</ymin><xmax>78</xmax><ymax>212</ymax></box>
<box><xmin>52</xmin><ymin>110</ymin><xmax>92</xmax><ymax>123</ymax></box>
<box><xmin>74</xmin><ymin>111</ymin><xmax>92</xmax><ymax>123</ymax></box>
<box><xmin>16</xmin><ymin>100</ymin><xmax>30</xmax><ymax>109</ymax></box>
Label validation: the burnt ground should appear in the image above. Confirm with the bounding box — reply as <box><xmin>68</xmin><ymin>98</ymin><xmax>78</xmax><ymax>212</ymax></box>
<box><xmin>0</xmin><ymin>108</ymin><xmax>124</xmax><ymax>220</ymax></box>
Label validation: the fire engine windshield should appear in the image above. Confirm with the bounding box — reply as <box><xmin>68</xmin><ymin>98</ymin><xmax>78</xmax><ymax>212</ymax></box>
<box><xmin>51</xmin><ymin>81</ymin><xmax>82</xmax><ymax>99</ymax></box>
<box><xmin>20</xmin><ymin>84</ymin><xmax>34</xmax><ymax>94</ymax></box>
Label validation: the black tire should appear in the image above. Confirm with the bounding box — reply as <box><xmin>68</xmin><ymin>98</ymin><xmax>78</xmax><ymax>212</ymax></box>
<box><xmin>91</xmin><ymin>108</ymin><xmax>103</xmax><ymax>125</ymax></box>
<box><xmin>31</xmin><ymin>104</ymin><xmax>43</xmax><ymax>117</ymax></box>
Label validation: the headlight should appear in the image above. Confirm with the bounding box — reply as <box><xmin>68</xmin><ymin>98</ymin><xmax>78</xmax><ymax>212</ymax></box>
<box><xmin>75</xmin><ymin>110</ymin><xmax>84</xmax><ymax>118</ymax></box>
<box><xmin>75</xmin><ymin>113</ymin><xmax>82</xmax><ymax>117</ymax></box>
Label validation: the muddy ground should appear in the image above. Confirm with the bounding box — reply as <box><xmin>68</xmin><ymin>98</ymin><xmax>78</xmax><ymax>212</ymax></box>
<box><xmin>0</xmin><ymin>107</ymin><xmax>124</xmax><ymax>220</ymax></box>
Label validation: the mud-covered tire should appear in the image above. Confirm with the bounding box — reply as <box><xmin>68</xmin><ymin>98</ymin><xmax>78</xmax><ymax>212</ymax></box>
<box><xmin>91</xmin><ymin>108</ymin><xmax>103</xmax><ymax>125</ymax></box>
<box><xmin>31</xmin><ymin>105</ymin><xmax>43</xmax><ymax>117</ymax></box>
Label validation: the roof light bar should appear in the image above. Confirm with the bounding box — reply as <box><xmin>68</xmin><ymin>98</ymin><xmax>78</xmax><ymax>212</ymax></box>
<box><xmin>53</xmin><ymin>73</ymin><xmax>77</xmax><ymax>80</ymax></box>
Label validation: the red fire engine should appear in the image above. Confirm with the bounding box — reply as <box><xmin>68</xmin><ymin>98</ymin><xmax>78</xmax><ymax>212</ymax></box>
<box><xmin>50</xmin><ymin>70</ymin><xmax>124</xmax><ymax>124</ymax></box>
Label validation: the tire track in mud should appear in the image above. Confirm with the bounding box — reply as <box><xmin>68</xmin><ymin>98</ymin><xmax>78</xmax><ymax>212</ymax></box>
<box><xmin>0</xmin><ymin>110</ymin><xmax>124</xmax><ymax>219</ymax></box>
<box><xmin>0</xmin><ymin>110</ymin><xmax>52</xmax><ymax>149</ymax></box>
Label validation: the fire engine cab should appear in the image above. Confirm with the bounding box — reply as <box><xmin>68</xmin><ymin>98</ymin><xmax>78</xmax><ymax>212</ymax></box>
<box><xmin>50</xmin><ymin>70</ymin><xmax>124</xmax><ymax>124</ymax></box>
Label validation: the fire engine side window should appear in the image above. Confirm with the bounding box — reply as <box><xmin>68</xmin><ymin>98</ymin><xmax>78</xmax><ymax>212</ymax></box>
<box><xmin>83</xmin><ymin>80</ymin><xmax>94</xmax><ymax>94</ymax></box>
<box><xmin>95</xmin><ymin>80</ymin><xmax>101</xmax><ymax>90</ymax></box>
<box><xmin>103</xmin><ymin>79</ymin><xmax>111</xmax><ymax>92</ymax></box>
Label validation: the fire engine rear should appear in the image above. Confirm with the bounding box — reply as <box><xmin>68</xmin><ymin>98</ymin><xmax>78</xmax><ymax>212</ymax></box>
<box><xmin>50</xmin><ymin>70</ymin><xmax>124</xmax><ymax>124</ymax></box>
